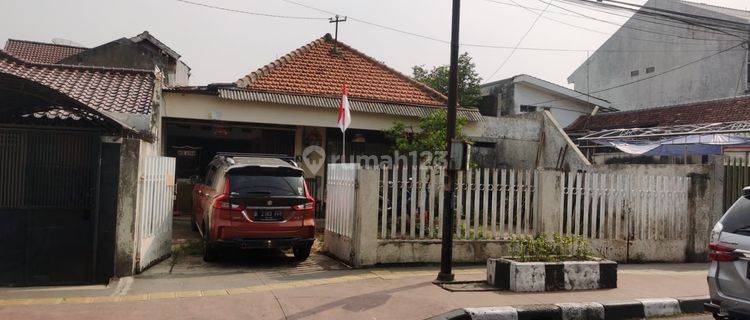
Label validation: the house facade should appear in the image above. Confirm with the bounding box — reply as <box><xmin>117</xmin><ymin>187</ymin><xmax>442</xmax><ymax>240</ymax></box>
<box><xmin>162</xmin><ymin>34</ymin><xmax>484</xmax><ymax>210</ymax></box>
<box><xmin>480</xmin><ymin>74</ymin><xmax>611</xmax><ymax>127</ymax></box>
<box><xmin>567</xmin><ymin>0</ymin><xmax>750</xmax><ymax>110</ymax></box>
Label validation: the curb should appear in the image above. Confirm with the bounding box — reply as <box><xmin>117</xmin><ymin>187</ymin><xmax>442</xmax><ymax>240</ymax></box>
<box><xmin>426</xmin><ymin>296</ymin><xmax>709</xmax><ymax>320</ymax></box>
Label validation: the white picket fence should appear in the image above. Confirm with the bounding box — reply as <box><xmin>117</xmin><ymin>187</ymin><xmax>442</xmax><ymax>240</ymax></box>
<box><xmin>325</xmin><ymin>164</ymin><xmax>358</xmax><ymax>237</ymax></box>
<box><xmin>136</xmin><ymin>156</ymin><xmax>176</xmax><ymax>271</ymax></box>
<box><xmin>560</xmin><ymin>172</ymin><xmax>690</xmax><ymax>241</ymax></box>
<box><xmin>378</xmin><ymin>167</ymin><xmax>536</xmax><ymax>240</ymax></box>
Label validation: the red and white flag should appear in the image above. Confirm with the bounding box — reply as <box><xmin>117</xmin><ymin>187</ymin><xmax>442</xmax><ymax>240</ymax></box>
<box><xmin>337</xmin><ymin>84</ymin><xmax>351</xmax><ymax>133</ymax></box>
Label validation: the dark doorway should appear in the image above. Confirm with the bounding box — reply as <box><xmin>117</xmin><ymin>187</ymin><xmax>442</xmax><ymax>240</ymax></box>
<box><xmin>0</xmin><ymin>127</ymin><xmax>102</xmax><ymax>286</ymax></box>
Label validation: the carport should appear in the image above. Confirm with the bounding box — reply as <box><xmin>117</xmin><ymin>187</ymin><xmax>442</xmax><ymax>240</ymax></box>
<box><xmin>0</xmin><ymin>51</ymin><xmax>156</xmax><ymax>286</ymax></box>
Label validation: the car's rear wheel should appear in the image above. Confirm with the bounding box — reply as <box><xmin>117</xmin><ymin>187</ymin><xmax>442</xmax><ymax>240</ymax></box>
<box><xmin>203</xmin><ymin>243</ymin><xmax>218</xmax><ymax>262</ymax></box>
<box><xmin>292</xmin><ymin>244</ymin><xmax>312</xmax><ymax>261</ymax></box>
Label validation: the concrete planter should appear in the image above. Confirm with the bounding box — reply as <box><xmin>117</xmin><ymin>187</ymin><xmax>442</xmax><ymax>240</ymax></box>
<box><xmin>487</xmin><ymin>257</ymin><xmax>617</xmax><ymax>292</ymax></box>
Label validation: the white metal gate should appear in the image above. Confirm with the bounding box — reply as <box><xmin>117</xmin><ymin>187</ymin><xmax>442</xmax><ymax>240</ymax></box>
<box><xmin>136</xmin><ymin>156</ymin><xmax>176</xmax><ymax>272</ymax></box>
<box><xmin>325</xmin><ymin>164</ymin><xmax>358</xmax><ymax>237</ymax></box>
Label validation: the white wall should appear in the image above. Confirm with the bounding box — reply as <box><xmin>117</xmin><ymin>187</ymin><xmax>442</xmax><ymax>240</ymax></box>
<box><xmin>568</xmin><ymin>0</ymin><xmax>749</xmax><ymax>110</ymax></box>
<box><xmin>514</xmin><ymin>82</ymin><xmax>596</xmax><ymax>127</ymax></box>
<box><xmin>163</xmin><ymin>92</ymin><xmax>485</xmax><ymax>136</ymax></box>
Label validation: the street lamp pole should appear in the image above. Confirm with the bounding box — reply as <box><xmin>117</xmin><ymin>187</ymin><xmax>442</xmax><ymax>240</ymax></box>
<box><xmin>437</xmin><ymin>0</ymin><xmax>461</xmax><ymax>283</ymax></box>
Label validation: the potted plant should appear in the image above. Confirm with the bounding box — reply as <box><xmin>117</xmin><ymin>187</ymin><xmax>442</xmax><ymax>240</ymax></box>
<box><xmin>487</xmin><ymin>234</ymin><xmax>617</xmax><ymax>292</ymax></box>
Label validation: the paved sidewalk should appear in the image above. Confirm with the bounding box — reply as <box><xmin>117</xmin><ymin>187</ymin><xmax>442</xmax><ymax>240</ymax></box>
<box><xmin>0</xmin><ymin>262</ymin><xmax>708</xmax><ymax>320</ymax></box>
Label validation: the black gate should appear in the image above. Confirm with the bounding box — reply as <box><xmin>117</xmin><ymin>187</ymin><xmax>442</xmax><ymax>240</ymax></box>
<box><xmin>0</xmin><ymin>127</ymin><xmax>101</xmax><ymax>286</ymax></box>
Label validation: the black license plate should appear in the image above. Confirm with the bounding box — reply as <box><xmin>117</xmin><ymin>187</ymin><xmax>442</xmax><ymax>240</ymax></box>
<box><xmin>254</xmin><ymin>210</ymin><xmax>284</xmax><ymax>221</ymax></box>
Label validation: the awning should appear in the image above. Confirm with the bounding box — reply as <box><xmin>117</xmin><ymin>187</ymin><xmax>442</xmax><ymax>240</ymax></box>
<box><xmin>595</xmin><ymin>134</ymin><xmax>750</xmax><ymax>156</ymax></box>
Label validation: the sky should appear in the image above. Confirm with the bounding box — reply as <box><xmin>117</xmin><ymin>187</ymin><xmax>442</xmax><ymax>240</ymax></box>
<box><xmin>1</xmin><ymin>0</ymin><xmax>748</xmax><ymax>87</ymax></box>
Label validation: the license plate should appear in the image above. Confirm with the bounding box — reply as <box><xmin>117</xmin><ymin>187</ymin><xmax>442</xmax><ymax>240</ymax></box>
<box><xmin>254</xmin><ymin>210</ymin><xmax>284</xmax><ymax>221</ymax></box>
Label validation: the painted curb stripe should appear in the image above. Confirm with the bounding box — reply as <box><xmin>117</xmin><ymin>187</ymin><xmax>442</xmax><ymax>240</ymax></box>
<box><xmin>465</xmin><ymin>307</ymin><xmax>518</xmax><ymax>320</ymax></box>
<box><xmin>677</xmin><ymin>296</ymin><xmax>710</xmax><ymax>314</ymax></box>
<box><xmin>601</xmin><ymin>301</ymin><xmax>645</xmax><ymax>320</ymax></box>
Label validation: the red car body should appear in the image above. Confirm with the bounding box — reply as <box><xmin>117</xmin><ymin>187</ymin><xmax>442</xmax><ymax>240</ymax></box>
<box><xmin>192</xmin><ymin>155</ymin><xmax>315</xmax><ymax>261</ymax></box>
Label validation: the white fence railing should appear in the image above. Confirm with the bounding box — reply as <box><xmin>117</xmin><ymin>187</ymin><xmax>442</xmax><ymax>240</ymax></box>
<box><xmin>136</xmin><ymin>156</ymin><xmax>175</xmax><ymax>271</ymax></box>
<box><xmin>560</xmin><ymin>172</ymin><xmax>689</xmax><ymax>241</ymax></box>
<box><xmin>378</xmin><ymin>167</ymin><xmax>536</xmax><ymax>240</ymax></box>
<box><xmin>325</xmin><ymin>164</ymin><xmax>358</xmax><ymax>237</ymax></box>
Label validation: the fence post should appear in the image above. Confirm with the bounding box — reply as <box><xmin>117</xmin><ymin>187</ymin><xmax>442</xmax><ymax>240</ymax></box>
<box><xmin>352</xmin><ymin>167</ymin><xmax>380</xmax><ymax>267</ymax></box>
<box><xmin>536</xmin><ymin>169</ymin><xmax>563</xmax><ymax>235</ymax></box>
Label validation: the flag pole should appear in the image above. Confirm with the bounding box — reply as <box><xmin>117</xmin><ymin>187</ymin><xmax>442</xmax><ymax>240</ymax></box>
<box><xmin>342</xmin><ymin>130</ymin><xmax>346</xmax><ymax>163</ymax></box>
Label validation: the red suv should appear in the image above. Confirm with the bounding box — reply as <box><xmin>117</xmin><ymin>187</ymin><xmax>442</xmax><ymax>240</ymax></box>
<box><xmin>192</xmin><ymin>154</ymin><xmax>315</xmax><ymax>262</ymax></box>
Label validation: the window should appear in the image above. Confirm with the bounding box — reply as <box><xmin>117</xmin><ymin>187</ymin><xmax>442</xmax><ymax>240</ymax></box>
<box><xmin>630</xmin><ymin>70</ymin><xmax>639</xmax><ymax>77</ymax></box>
<box><xmin>721</xmin><ymin>197</ymin><xmax>750</xmax><ymax>236</ymax></box>
<box><xmin>646</xmin><ymin>66</ymin><xmax>655</xmax><ymax>74</ymax></box>
<box><xmin>520</xmin><ymin>105</ymin><xmax>537</xmax><ymax>113</ymax></box>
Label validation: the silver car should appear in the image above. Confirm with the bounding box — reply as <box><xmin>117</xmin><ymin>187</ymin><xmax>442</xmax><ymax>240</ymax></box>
<box><xmin>706</xmin><ymin>188</ymin><xmax>750</xmax><ymax>320</ymax></box>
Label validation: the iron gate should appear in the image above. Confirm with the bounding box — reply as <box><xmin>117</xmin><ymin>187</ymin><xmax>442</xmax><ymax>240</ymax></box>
<box><xmin>0</xmin><ymin>126</ymin><xmax>101</xmax><ymax>286</ymax></box>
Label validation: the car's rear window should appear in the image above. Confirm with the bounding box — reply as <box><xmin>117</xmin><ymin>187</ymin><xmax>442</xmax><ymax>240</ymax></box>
<box><xmin>722</xmin><ymin>197</ymin><xmax>750</xmax><ymax>236</ymax></box>
<box><xmin>227</xmin><ymin>167</ymin><xmax>304</xmax><ymax>197</ymax></box>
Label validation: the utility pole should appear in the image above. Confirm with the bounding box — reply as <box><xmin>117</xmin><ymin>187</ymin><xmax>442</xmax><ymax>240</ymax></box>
<box><xmin>437</xmin><ymin>0</ymin><xmax>461</xmax><ymax>283</ymax></box>
<box><xmin>329</xmin><ymin>15</ymin><xmax>347</xmax><ymax>54</ymax></box>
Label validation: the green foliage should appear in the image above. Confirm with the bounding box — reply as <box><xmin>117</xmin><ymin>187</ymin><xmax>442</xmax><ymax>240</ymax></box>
<box><xmin>508</xmin><ymin>234</ymin><xmax>594</xmax><ymax>262</ymax></box>
<box><xmin>385</xmin><ymin>109</ymin><xmax>467</xmax><ymax>161</ymax></box>
<box><xmin>413</xmin><ymin>52</ymin><xmax>482</xmax><ymax>109</ymax></box>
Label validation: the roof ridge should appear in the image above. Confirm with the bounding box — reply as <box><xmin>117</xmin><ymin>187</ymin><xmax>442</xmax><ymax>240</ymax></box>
<box><xmin>0</xmin><ymin>50</ymin><xmax>156</xmax><ymax>75</ymax></box>
<box><xmin>5</xmin><ymin>38</ymin><xmax>88</xmax><ymax>50</ymax></box>
<box><xmin>333</xmin><ymin>39</ymin><xmax>449</xmax><ymax>104</ymax></box>
<box><xmin>236</xmin><ymin>35</ymin><xmax>327</xmax><ymax>86</ymax></box>
<box><xmin>601</xmin><ymin>94</ymin><xmax>750</xmax><ymax>116</ymax></box>
<box><xmin>236</xmin><ymin>34</ymin><xmax>448</xmax><ymax>105</ymax></box>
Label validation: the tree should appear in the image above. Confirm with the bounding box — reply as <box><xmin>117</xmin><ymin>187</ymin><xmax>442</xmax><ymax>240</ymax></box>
<box><xmin>412</xmin><ymin>52</ymin><xmax>482</xmax><ymax>109</ymax></box>
<box><xmin>386</xmin><ymin>110</ymin><xmax>467</xmax><ymax>164</ymax></box>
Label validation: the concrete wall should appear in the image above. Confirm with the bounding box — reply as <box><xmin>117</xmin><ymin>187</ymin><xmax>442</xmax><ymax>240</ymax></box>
<box><xmin>589</xmin><ymin>161</ymin><xmax>725</xmax><ymax>262</ymax></box>
<box><xmin>476</xmin><ymin>111</ymin><xmax>590</xmax><ymax>171</ymax></box>
<box><xmin>568</xmin><ymin>0</ymin><xmax>749</xmax><ymax>110</ymax></box>
<box><xmin>514</xmin><ymin>83</ymin><xmax>595</xmax><ymax>127</ymax></box>
<box><xmin>114</xmin><ymin>138</ymin><xmax>141</xmax><ymax>277</ymax></box>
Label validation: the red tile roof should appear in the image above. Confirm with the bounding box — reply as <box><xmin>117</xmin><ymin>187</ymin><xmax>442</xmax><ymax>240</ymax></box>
<box><xmin>4</xmin><ymin>39</ymin><xmax>88</xmax><ymax>64</ymax></box>
<box><xmin>566</xmin><ymin>96</ymin><xmax>750</xmax><ymax>133</ymax></box>
<box><xmin>236</xmin><ymin>34</ymin><xmax>448</xmax><ymax>107</ymax></box>
<box><xmin>0</xmin><ymin>51</ymin><xmax>155</xmax><ymax>114</ymax></box>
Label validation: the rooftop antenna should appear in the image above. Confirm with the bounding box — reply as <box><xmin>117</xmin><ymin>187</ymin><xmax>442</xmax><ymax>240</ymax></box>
<box><xmin>329</xmin><ymin>15</ymin><xmax>347</xmax><ymax>54</ymax></box>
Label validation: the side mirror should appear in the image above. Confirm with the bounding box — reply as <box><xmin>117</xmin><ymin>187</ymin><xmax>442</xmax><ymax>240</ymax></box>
<box><xmin>743</xmin><ymin>186</ymin><xmax>750</xmax><ymax>199</ymax></box>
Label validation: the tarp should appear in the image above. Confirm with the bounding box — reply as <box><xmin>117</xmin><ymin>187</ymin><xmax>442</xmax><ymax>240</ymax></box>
<box><xmin>596</xmin><ymin>134</ymin><xmax>750</xmax><ymax>156</ymax></box>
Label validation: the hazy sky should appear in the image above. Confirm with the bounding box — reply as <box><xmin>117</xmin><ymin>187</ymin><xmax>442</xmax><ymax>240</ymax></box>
<box><xmin>2</xmin><ymin>0</ymin><xmax>748</xmax><ymax>87</ymax></box>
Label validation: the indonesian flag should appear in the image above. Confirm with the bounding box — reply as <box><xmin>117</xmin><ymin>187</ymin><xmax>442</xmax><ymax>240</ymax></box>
<box><xmin>337</xmin><ymin>84</ymin><xmax>351</xmax><ymax>132</ymax></box>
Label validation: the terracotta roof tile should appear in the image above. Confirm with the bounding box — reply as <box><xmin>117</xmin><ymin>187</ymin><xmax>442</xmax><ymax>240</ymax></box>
<box><xmin>566</xmin><ymin>96</ymin><xmax>750</xmax><ymax>132</ymax></box>
<box><xmin>0</xmin><ymin>51</ymin><xmax>155</xmax><ymax>114</ymax></box>
<box><xmin>4</xmin><ymin>39</ymin><xmax>88</xmax><ymax>64</ymax></box>
<box><xmin>236</xmin><ymin>34</ymin><xmax>448</xmax><ymax>107</ymax></box>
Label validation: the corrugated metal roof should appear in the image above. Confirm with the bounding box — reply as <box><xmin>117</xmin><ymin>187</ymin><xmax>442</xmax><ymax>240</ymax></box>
<box><xmin>218</xmin><ymin>89</ymin><xmax>483</xmax><ymax>122</ymax></box>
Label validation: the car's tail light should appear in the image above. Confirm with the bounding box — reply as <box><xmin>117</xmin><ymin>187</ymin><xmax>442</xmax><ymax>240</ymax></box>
<box><xmin>213</xmin><ymin>194</ymin><xmax>243</xmax><ymax>211</ymax></box>
<box><xmin>213</xmin><ymin>178</ymin><xmax>243</xmax><ymax>211</ymax></box>
<box><xmin>293</xmin><ymin>201</ymin><xmax>315</xmax><ymax>211</ymax></box>
<box><xmin>709</xmin><ymin>243</ymin><xmax>740</xmax><ymax>262</ymax></box>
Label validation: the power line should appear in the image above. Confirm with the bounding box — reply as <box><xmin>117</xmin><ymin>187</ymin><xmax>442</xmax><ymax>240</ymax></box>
<box><xmin>535</xmin><ymin>0</ymin><xmax>746</xmax><ymax>42</ymax></box>
<box><xmin>181</xmin><ymin>0</ymin><xmax>738</xmax><ymax>54</ymax></box>
<box><xmin>529</xmin><ymin>41</ymin><xmax>748</xmax><ymax>106</ymax></box>
<box><xmin>485</xmin><ymin>0</ymin><xmax>552</xmax><ymax>81</ymax></box>
<box><xmin>555</xmin><ymin>0</ymin><xmax>747</xmax><ymax>37</ymax></box>
<box><xmin>482</xmin><ymin>0</ymin><xmax>731</xmax><ymax>46</ymax></box>
<box><xmin>175</xmin><ymin>0</ymin><xmax>328</xmax><ymax>20</ymax></box>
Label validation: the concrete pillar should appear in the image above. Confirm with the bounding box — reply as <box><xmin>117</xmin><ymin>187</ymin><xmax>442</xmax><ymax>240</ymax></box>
<box><xmin>352</xmin><ymin>168</ymin><xmax>380</xmax><ymax>267</ymax></box>
<box><xmin>536</xmin><ymin>170</ymin><xmax>563</xmax><ymax>235</ymax></box>
<box><xmin>686</xmin><ymin>157</ymin><xmax>724</xmax><ymax>262</ymax></box>
<box><xmin>114</xmin><ymin>138</ymin><xmax>141</xmax><ymax>277</ymax></box>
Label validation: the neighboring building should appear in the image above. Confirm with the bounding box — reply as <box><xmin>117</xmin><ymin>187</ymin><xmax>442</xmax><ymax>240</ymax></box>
<box><xmin>567</xmin><ymin>0</ymin><xmax>750</xmax><ymax>110</ymax></box>
<box><xmin>566</xmin><ymin>95</ymin><xmax>750</xmax><ymax>164</ymax></box>
<box><xmin>480</xmin><ymin>74</ymin><xmax>611</xmax><ymax>127</ymax></box>
<box><xmin>0</xmin><ymin>48</ymin><xmax>163</xmax><ymax>286</ymax></box>
<box><xmin>162</xmin><ymin>34</ymin><xmax>483</xmax><ymax>206</ymax></box>
<box><xmin>4</xmin><ymin>31</ymin><xmax>190</xmax><ymax>87</ymax></box>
